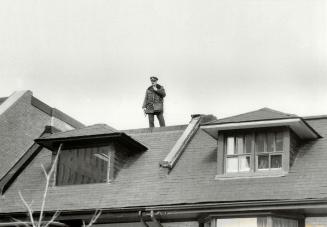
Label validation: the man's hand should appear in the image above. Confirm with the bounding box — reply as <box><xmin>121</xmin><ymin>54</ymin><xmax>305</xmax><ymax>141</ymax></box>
<box><xmin>143</xmin><ymin>108</ymin><xmax>147</xmax><ymax>114</ymax></box>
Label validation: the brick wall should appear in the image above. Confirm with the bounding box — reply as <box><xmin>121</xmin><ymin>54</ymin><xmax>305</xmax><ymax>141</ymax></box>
<box><xmin>0</xmin><ymin>91</ymin><xmax>79</xmax><ymax>180</ymax></box>
<box><xmin>0</xmin><ymin>91</ymin><xmax>51</xmax><ymax>179</ymax></box>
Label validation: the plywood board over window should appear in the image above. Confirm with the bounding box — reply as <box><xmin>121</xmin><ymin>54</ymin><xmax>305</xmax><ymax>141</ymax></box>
<box><xmin>56</xmin><ymin>145</ymin><xmax>114</xmax><ymax>186</ymax></box>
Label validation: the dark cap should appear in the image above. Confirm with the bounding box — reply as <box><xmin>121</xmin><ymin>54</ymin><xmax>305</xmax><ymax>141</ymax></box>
<box><xmin>150</xmin><ymin>76</ymin><xmax>158</xmax><ymax>82</ymax></box>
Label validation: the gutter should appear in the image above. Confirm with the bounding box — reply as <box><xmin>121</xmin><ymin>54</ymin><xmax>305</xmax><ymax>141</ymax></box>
<box><xmin>5</xmin><ymin>198</ymin><xmax>327</xmax><ymax>219</ymax></box>
<box><xmin>0</xmin><ymin>221</ymin><xmax>67</xmax><ymax>227</ymax></box>
<box><xmin>3</xmin><ymin>199</ymin><xmax>327</xmax><ymax>225</ymax></box>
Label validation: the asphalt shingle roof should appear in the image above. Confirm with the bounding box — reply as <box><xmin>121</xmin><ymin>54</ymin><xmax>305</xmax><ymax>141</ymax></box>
<box><xmin>0</xmin><ymin>97</ymin><xmax>7</xmax><ymax>105</ymax></box>
<box><xmin>1</xmin><ymin>118</ymin><xmax>327</xmax><ymax>213</ymax></box>
<box><xmin>204</xmin><ymin>108</ymin><xmax>298</xmax><ymax>125</ymax></box>
<box><xmin>40</xmin><ymin>124</ymin><xmax>117</xmax><ymax>139</ymax></box>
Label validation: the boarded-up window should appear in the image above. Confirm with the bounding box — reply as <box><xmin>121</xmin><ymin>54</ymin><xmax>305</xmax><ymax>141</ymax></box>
<box><xmin>56</xmin><ymin>145</ymin><xmax>111</xmax><ymax>186</ymax></box>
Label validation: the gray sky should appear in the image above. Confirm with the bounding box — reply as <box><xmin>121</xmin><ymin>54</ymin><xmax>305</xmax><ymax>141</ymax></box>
<box><xmin>0</xmin><ymin>0</ymin><xmax>327</xmax><ymax>129</ymax></box>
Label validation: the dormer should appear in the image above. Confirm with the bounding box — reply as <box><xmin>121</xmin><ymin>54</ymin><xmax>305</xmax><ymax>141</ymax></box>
<box><xmin>201</xmin><ymin>108</ymin><xmax>321</xmax><ymax>179</ymax></box>
<box><xmin>35</xmin><ymin>124</ymin><xmax>147</xmax><ymax>186</ymax></box>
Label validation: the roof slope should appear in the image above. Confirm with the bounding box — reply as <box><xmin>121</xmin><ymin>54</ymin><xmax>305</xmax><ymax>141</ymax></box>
<box><xmin>1</xmin><ymin>118</ymin><xmax>327</xmax><ymax>213</ymax></box>
<box><xmin>39</xmin><ymin>124</ymin><xmax>117</xmax><ymax>140</ymax></box>
<box><xmin>204</xmin><ymin>107</ymin><xmax>298</xmax><ymax>125</ymax></box>
<box><xmin>0</xmin><ymin>91</ymin><xmax>83</xmax><ymax>182</ymax></box>
<box><xmin>0</xmin><ymin>97</ymin><xmax>7</xmax><ymax>105</ymax></box>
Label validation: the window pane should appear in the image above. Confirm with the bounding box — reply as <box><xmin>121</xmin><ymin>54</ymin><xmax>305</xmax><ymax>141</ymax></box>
<box><xmin>275</xmin><ymin>132</ymin><xmax>283</xmax><ymax>151</ymax></box>
<box><xmin>267</xmin><ymin>132</ymin><xmax>275</xmax><ymax>152</ymax></box>
<box><xmin>245</xmin><ymin>134</ymin><xmax>252</xmax><ymax>154</ymax></box>
<box><xmin>258</xmin><ymin>154</ymin><xmax>269</xmax><ymax>169</ymax></box>
<box><xmin>226</xmin><ymin>157</ymin><xmax>238</xmax><ymax>173</ymax></box>
<box><xmin>236</xmin><ymin>136</ymin><xmax>244</xmax><ymax>154</ymax></box>
<box><xmin>239</xmin><ymin>156</ymin><xmax>251</xmax><ymax>172</ymax></box>
<box><xmin>271</xmin><ymin>155</ymin><xmax>282</xmax><ymax>168</ymax></box>
<box><xmin>256</xmin><ymin>133</ymin><xmax>265</xmax><ymax>153</ymax></box>
<box><xmin>272</xmin><ymin>217</ymin><xmax>298</xmax><ymax>227</ymax></box>
<box><xmin>217</xmin><ymin>218</ymin><xmax>257</xmax><ymax>227</ymax></box>
<box><xmin>227</xmin><ymin>137</ymin><xmax>235</xmax><ymax>155</ymax></box>
<box><xmin>257</xmin><ymin>217</ymin><xmax>268</xmax><ymax>227</ymax></box>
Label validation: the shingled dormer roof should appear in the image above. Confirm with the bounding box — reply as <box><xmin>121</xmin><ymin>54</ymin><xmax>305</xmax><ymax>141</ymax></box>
<box><xmin>38</xmin><ymin>124</ymin><xmax>117</xmax><ymax>139</ymax></box>
<box><xmin>35</xmin><ymin>124</ymin><xmax>147</xmax><ymax>152</ymax></box>
<box><xmin>201</xmin><ymin>108</ymin><xmax>321</xmax><ymax>139</ymax></box>
<box><xmin>203</xmin><ymin>107</ymin><xmax>298</xmax><ymax>125</ymax></box>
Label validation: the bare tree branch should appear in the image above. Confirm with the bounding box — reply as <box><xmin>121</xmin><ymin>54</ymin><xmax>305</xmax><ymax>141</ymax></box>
<box><xmin>11</xmin><ymin>217</ymin><xmax>30</xmax><ymax>227</ymax></box>
<box><xmin>43</xmin><ymin>210</ymin><xmax>60</xmax><ymax>227</ymax></box>
<box><xmin>87</xmin><ymin>210</ymin><xmax>102</xmax><ymax>227</ymax></box>
<box><xmin>18</xmin><ymin>191</ymin><xmax>35</xmax><ymax>227</ymax></box>
<box><xmin>40</xmin><ymin>164</ymin><xmax>47</xmax><ymax>178</ymax></box>
<box><xmin>15</xmin><ymin>143</ymin><xmax>102</xmax><ymax>227</ymax></box>
<box><xmin>38</xmin><ymin>143</ymin><xmax>62</xmax><ymax>227</ymax></box>
<box><xmin>82</xmin><ymin>210</ymin><xmax>102</xmax><ymax>227</ymax></box>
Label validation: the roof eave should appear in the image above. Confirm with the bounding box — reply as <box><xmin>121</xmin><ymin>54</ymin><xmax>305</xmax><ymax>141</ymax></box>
<box><xmin>35</xmin><ymin>133</ymin><xmax>148</xmax><ymax>152</ymax></box>
<box><xmin>201</xmin><ymin>118</ymin><xmax>321</xmax><ymax>140</ymax></box>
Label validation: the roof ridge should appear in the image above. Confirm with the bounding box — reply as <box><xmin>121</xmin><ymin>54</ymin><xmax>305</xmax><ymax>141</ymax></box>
<box><xmin>206</xmin><ymin>108</ymin><xmax>263</xmax><ymax>123</ymax></box>
<box><xmin>205</xmin><ymin>108</ymin><xmax>299</xmax><ymax>125</ymax></box>
<box><xmin>121</xmin><ymin>125</ymin><xmax>188</xmax><ymax>134</ymax></box>
<box><xmin>259</xmin><ymin>107</ymin><xmax>297</xmax><ymax>117</ymax></box>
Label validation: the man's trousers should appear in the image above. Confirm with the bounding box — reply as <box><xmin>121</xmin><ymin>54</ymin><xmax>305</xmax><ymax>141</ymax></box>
<box><xmin>148</xmin><ymin>112</ymin><xmax>165</xmax><ymax>128</ymax></box>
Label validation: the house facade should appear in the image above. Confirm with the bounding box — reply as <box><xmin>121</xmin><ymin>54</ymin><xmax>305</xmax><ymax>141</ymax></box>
<box><xmin>0</xmin><ymin>93</ymin><xmax>327</xmax><ymax>227</ymax></box>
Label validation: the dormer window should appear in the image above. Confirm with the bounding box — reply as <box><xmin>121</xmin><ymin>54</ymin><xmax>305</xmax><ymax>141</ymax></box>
<box><xmin>224</xmin><ymin>129</ymin><xmax>285</xmax><ymax>174</ymax></box>
<box><xmin>35</xmin><ymin>124</ymin><xmax>147</xmax><ymax>186</ymax></box>
<box><xmin>200</xmin><ymin>108</ymin><xmax>321</xmax><ymax>179</ymax></box>
<box><xmin>56</xmin><ymin>145</ymin><xmax>112</xmax><ymax>185</ymax></box>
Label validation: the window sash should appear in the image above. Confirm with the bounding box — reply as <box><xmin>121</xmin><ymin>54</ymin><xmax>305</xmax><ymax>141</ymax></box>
<box><xmin>227</xmin><ymin>137</ymin><xmax>235</xmax><ymax>155</ymax></box>
<box><xmin>255</xmin><ymin>131</ymin><xmax>284</xmax><ymax>153</ymax></box>
<box><xmin>226</xmin><ymin>155</ymin><xmax>251</xmax><ymax>173</ymax></box>
<box><xmin>224</xmin><ymin>130</ymin><xmax>285</xmax><ymax>174</ymax></box>
<box><xmin>256</xmin><ymin>153</ymin><xmax>283</xmax><ymax>171</ymax></box>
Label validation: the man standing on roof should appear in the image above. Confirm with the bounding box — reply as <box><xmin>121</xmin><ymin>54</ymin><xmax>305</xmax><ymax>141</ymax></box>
<box><xmin>142</xmin><ymin>76</ymin><xmax>166</xmax><ymax>127</ymax></box>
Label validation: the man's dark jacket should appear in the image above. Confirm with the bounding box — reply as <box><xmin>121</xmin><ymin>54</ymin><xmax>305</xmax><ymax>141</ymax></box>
<box><xmin>142</xmin><ymin>84</ymin><xmax>166</xmax><ymax>114</ymax></box>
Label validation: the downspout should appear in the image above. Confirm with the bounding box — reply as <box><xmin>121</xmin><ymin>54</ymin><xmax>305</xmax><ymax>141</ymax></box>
<box><xmin>150</xmin><ymin>210</ymin><xmax>163</xmax><ymax>227</ymax></box>
<box><xmin>138</xmin><ymin>211</ymin><xmax>149</xmax><ymax>227</ymax></box>
<box><xmin>138</xmin><ymin>210</ymin><xmax>163</xmax><ymax>227</ymax></box>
